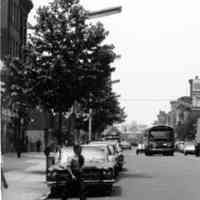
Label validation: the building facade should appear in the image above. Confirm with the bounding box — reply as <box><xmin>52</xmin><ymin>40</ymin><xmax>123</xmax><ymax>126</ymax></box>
<box><xmin>0</xmin><ymin>0</ymin><xmax>33</xmax><ymax>152</ymax></box>
<box><xmin>0</xmin><ymin>0</ymin><xmax>33</xmax><ymax>59</ymax></box>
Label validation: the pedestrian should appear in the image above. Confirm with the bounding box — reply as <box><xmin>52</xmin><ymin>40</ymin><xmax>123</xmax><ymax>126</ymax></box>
<box><xmin>1</xmin><ymin>154</ymin><xmax>8</xmax><ymax>189</ymax></box>
<box><xmin>66</xmin><ymin>144</ymin><xmax>86</xmax><ymax>200</ymax></box>
<box><xmin>15</xmin><ymin>139</ymin><xmax>22</xmax><ymax>158</ymax></box>
<box><xmin>1</xmin><ymin>167</ymin><xmax>8</xmax><ymax>189</ymax></box>
<box><xmin>36</xmin><ymin>140</ymin><xmax>41</xmax><ymax>152</ymax></box>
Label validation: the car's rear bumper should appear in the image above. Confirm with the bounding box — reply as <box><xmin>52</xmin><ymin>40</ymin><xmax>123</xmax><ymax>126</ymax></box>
<box><xmin>147</xmin><ymin>148</ymin><xmax>174</xmax><ymax>153</ymax></box>
<box><xmin>47</xmin><ymin>179</ymin><xmax>115</xmax><ymax>187</ymax></box>
<box><xmin>184</xmin><ymin>150</ymin><xmax>195</xmax><ymax>154</ymax></box>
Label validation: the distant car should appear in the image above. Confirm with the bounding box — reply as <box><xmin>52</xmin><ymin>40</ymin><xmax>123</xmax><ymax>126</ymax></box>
<box><xmin>176</xmin><ymin>141</ymin><xmax>185</xmax><ymax>153</ymax></box>
<box><xmin>120</xmin><ymin>140</ymin><xmax>132</xmax><ymax>150</ymax></box>
<box><xmin>48</xmin><ymin>145</ymin><xmax>116</xmax><ymax>195</ymax></box>
<box><xmin>184</xmin><ymin>142</ymin><xmax>195</xmax><ymax>155</ymax></box>
<box><xmin>136</xmin><ymin>143</ymin><xmax>145</xmax><ymax>154</ymax></box>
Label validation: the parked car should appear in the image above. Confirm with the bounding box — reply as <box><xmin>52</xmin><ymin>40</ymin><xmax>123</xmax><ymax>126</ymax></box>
<box><xmin>86</xmin><ymin>142</ymin><xmax>119</xmax><ymax>176</ymax></box>
<box><xmin>136</xmin><ymin>143</ymin><xmax>145</xmax><ymax>154</ymax></box>
<box><xmin>176</xmin><ymin>141</ymin><xmax>185</xmax><ymax>153</ymax></box>
<box><xmin>120</xmin><ymin>140</ymin><xmax>132</xmax><ymax>150</ymax></box>
<box><xmin>90</xmin><ymin>140</ymin><xmax>124</xmax><ymax>171</ymax></box>
<box><xmin>184</xmin><ymin>142</ymin><xmax>195</xmax><ymax>155</ymax></box>
<box><xmin>47</xmin><ymin>145</ymin><xmax>116</xmax><ymax>196</ymax></box>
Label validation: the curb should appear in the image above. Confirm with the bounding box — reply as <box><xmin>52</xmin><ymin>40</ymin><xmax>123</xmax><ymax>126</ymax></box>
<box><xmin>38</xmin><ymin>192</ymin><xmax>51</xmax><ymax>200</ymax></box>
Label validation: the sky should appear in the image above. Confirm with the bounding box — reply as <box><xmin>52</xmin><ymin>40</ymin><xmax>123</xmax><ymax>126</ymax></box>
<box><xmin>29</xmin><ymin>0</ymin><xmax>200</xmax><ymax>125</ymax></box>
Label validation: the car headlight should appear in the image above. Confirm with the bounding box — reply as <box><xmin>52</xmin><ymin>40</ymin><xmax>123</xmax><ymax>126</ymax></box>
<box><xmin>48</xmin><ymin>171</ymin><xmax>57</xmax><ymax>178</ymax></box>
<box><xmin>166</xmin><ymin>143</ymin><xmax>173</xmax><ymax>147</ymax></box>
<box><xmin>102</xmin><ymin>169</ymin><xmax>113</xmax><ymax>176</ymax></box>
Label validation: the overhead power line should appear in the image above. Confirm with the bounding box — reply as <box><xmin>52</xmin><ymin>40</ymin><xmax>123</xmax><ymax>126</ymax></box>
<box><xmin>120</xmin><ymin>98</ymin><xmax>176</xmax><ymax>102</ymax></box>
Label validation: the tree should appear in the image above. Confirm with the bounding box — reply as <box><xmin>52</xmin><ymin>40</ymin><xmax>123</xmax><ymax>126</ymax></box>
<box><xmin>1</xmin><ymin>57</ymin><xmax>35</xmax><ymax>151</ymax></box>
<box><xmin>175</xmin><ymin>112</ymin><xmax>200</xmax><ymax>140</ymax></box>
<box><xmin>3</xmin><ymin>0</ymin><xmax>124</xmax><ymax>144</ymax></box>
<box><xmin>77</xmin><ymin>83</ymin><xmax>126</xmax><ymax>137</ymax></box>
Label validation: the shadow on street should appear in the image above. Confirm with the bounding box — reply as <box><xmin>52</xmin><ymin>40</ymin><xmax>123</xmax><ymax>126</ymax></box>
<box><xmin>120</xmin><ymin>172</ymin><xmax>154</xmax><ymax>179</ymax></box>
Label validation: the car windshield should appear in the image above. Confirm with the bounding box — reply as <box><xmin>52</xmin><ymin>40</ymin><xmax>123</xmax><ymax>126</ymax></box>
<box><xmin>82</xmin><ymin>146</ymin><xmax>106</xmax><ymax>163</ymax></box>
<box><xmin>149</xmin><ymin>131</ymin><xmax>173</xmax><ymax>141</ymax></box>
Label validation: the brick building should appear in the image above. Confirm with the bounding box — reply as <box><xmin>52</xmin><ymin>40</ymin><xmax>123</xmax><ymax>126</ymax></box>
<box><xmin>0</xmin><ymin>0</ymin><xmax>33</xmax><ymax>59</ymax></box>
<box><xmin>0</xmin><ymin>0</ymin><xmax>33</xmax><ymax>152</ymax></box>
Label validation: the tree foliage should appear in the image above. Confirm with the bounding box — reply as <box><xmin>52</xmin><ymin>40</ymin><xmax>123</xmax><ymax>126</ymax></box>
<box><xmin>175</xmin><ymin>112</ymin><xmax>200</xmax><ymax>140</ymax></box>
<box><xmin>2</xmin><ymin>0</ymin><xmax>126</xmax><ymax>142</ymax></box>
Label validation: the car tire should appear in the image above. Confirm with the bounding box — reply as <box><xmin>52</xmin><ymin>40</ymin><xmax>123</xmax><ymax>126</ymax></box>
<box><xmin>184</xmin><ymin>152</ymin><xmax>187</xmax><ymax>156</ymax></box>
<box><xmin>195</xmin><ymin>150</ymin><xmax>200</xmax><ymax>157</ymax></box>
<box><xmin>106</xmin><ymin>185</ymin><xmax>113</xmax><ymax>195</ymax></box>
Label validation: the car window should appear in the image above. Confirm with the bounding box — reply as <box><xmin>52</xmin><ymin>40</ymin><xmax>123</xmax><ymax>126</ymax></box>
<box><xmin>82</xmin><ymin>146</ymin><xmax>106</xmax><ymax>162</ymax></box>
<box><xmin>108</xmin><ymin>145</ymin><xmax>115</xmax><ymax>155</ymax></box>
<box><xmin>107</xmin><ymin>146</ymin><xmax>112</xmax><ymax>155</ymax></box>
<box><xmin>112</xmin><ymin>144</ymin><xmax>119</xmax><ymax>153</ymax></box>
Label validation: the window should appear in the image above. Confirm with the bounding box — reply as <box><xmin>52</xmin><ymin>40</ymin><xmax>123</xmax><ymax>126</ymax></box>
<box><xmin>11</xmin><ymin>0</ymin><xmax>15</xmax><ymax>25</ymax></box>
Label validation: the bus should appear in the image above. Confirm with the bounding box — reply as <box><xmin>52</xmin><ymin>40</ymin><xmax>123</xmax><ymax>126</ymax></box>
<box><xmin>144</xmin><ymin>125</ymin><xmax>175</xmax><ymax>156</ymax></box>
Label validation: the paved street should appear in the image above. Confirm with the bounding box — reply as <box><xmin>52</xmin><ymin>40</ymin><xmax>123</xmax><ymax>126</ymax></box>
<box><xmin>88</xmin><ymin>149</ymin><xmax>200</xmax><ymax>200</ymax></box>
<box><xmin>2</xmin><ymin>149</ymin><xmax>200</xmax><ymax>200</ymax></box>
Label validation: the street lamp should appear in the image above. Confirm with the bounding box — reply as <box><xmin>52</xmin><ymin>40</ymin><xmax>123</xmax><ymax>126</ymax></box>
<box><xmin>87</xmin><ymin>6</ymin><xmax>122</xmax><ymax>19</ymax></box>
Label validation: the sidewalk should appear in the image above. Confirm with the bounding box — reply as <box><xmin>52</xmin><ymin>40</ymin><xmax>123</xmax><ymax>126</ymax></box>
<box><xmin>2</xmin><ymin>152</ymin><xmax>49</xmax><ymax>200</ymax></box>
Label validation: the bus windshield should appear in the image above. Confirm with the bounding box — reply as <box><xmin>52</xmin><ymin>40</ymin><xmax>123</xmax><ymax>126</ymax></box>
<box><xmin>149</xmin><ymin>131</ymin><xmax>173</xmax><ymax>141</ymax></box>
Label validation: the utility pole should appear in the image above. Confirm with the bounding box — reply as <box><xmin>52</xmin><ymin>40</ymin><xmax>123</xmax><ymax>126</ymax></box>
<box><xmin>88</xmin><ymin>108</ymin><xmax>92</xmax><ymax>142</ymax></box>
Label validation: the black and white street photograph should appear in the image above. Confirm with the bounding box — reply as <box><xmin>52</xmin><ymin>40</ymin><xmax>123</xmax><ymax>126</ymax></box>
<box><xmin>1</xmin><ymin>0</ymin><xmax>200</xmax><ymax>200</ymax></box>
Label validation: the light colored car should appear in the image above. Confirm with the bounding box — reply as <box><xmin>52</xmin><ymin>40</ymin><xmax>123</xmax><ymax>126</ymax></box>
<box><xmin>184</xmin><ymin>142</ymin><xmax>195</xmax><ymax>155</ymax></box>
<box><xmin>120</xmin><ymin>140</ymin><xmax>132</xmax><ymax>150</ymax></box>
<box><xmin>90</xmin><ymin>140</ymin><xmax>124</xmax><ymax>171</ymax></box>
<box><xmin>176</xmin><ymin>141</ymin><xmax>185</xmax><ymax>152</ymax></box>
<box><xmin>86</xmin><ymin>142</ymin><xmax>118</xmax><ymax>177</ymax></box>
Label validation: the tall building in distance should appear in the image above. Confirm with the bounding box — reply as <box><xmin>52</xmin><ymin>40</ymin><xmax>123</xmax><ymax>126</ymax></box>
<box><xmin>0</xmin><ymin>0</ymin><xmax>33</xmax><ymax>59</ymax></box>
